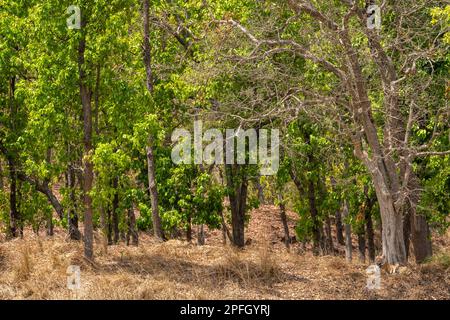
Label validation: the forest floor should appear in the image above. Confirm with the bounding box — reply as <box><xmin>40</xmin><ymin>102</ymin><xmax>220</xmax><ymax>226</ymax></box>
<box><xmin>0</xmin><ymin>205</ymin><xmax>449</xmax><ymax>300</ymax></box>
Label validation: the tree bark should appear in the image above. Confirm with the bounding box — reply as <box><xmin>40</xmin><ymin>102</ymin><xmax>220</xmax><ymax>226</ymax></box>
<box><xmin>112</xmin><ymin>177</ymin><xmax>120</xmax><ymax>244</ymax></box>
<box><xmin>67</xmin><ymin>165</ymin><xmax>81</xmax><ymax>240</ymax></box>
<box><xmin>142</xmin><ymin>0</ymin><xmax>165</xmax><ymax>241</ymax></box>
<box><xmin>126</xmin><ymin>206</ymin><xmax>139</xmax><ymax>246</ymax></box>
<box><xmin>226</xmin><ymin>164</ymin><xmax>247</xmax><ymax>248</ymax></box>
<box><xmin>79</xmin><ymin>32</ymin><xmax>94</xmax><ymax>260</ymax></box>
<box><xmin>357</xmin><ymin>232</ymin><xmax>366</xmax><ymax>263</ymax></box>
<box><xmin>7</xmin><ymin>157</ymin><xmax>18</xmax><ymax>238</ymax></box>
<box><xmin>343</xmin><ymin>201</ymin><xmax>352</xmax><ymax>262</ymax></box>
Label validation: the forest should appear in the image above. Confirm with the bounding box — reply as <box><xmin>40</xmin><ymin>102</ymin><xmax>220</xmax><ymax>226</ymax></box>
<box><xmin>0</xmin><ymin>0</ymin><xmax>449</xmax><ymax>300</ymax></box>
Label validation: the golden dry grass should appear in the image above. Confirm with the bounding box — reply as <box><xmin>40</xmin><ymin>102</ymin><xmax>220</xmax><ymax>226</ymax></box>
<box><xmin>0</xmin><ymin>229</ymin><xmax>449</xmax><ymax>300</ymax></box>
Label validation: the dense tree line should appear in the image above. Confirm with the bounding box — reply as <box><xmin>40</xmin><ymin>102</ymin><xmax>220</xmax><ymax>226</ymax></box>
<box><xmin>0</xmin><ymin>0</ymin><xmax>449</xmax><ymax>267</ymax></box>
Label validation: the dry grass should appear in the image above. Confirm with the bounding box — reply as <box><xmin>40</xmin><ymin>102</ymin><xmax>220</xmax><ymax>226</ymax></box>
<box><xmin>0</xmin><ymin>229</ymin><xmax>449</xmax><ymax>300</ymax></box>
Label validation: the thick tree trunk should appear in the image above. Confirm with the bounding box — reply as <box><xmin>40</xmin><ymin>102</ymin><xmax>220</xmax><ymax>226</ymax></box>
<box><xmin>79</xmin><ymin>34</ymin><xmax>94</xmax><ymax>260</ymax></box>
<box><xmin>226</xmin><ymin>164</ymin><xmax>247</xmax><ymax>248</ymax></box>
<box><xmin>411</xmin><ymin>214</ymin><xmax>432</xmax><ymax>263</ymax></box>
<box><xmin>373</xmin><ymin>177</ymin><xmax>406</xmax><ymax>265</ymax></box>
<box><xmin>277</xmin><ymin>193</ymin><xmax>290</xmax><ymax>251</ymax></box>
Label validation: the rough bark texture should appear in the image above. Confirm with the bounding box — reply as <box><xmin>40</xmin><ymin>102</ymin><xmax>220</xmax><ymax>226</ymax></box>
<box><xmin>79</xmin><ymin>32</ymin><xmax>94</xmax><ymax>260</ymax></box>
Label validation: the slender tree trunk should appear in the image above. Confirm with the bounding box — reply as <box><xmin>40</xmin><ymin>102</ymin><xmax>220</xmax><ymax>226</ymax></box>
<box><xmin>343</xmin><ymin>201</ymin><xmax>352</xmax><ymax>262</ymax></box>
<box><xmin>67</xmin><ymin>165</ymin><xmax>81</xmax><ymax>240</ymax></box>
<box><xmin>324</xmin><ymin>215</ymin><xmax>333</xmax><ymax>254</ymax></box>
<box><xmin>335</xmin><ymin>209</ymin><xmax>345</xmax><ymax>246</ymax></box>
<box><xmin>126</xmin><ymin>206</ymin><xmax>138</xmax><ymax>246</ymax></box>
<box><xmin>112</xmin><ymin>177</ymin><xmax>120</xmax><ymax>244</ymax></box>
<box><xmin>0</xmin><ymin>160</ymin><xmax>4</xmax><ymax>191</ymax></box>
<box><xmin>357</xmin><ymin>231</ymin><xmax>366</xmax><ymax>263</ymax></box>
<box><xmin>142</xmin><ymin>0</ymin><xmax>165</xmax><ymax>241</ymax></box>
<box><xmin>277</xmin><ymin>193</ymin><xmax>290</xmax><ymax>251</ymax></box>
<box><xmin>403</xmin><ymin>207</ymin><xmax>411</xmax><ymax>261</ymax></box>
<box><xmin>79</xmin><ymin>33</ymin><xmax>94</xmax><ymax>260</ymax></box>
<box><xmin>8</xmin><ymin>157</ymin><xmax>18</xmax><ymax>238</ymax></box>
<box><xmin>107</xmin><ymin>208</ymin><xmax>113</xmax><ymax>245</ymax></box>
<box><xmin>186</xmin><ymin>214</ymin><xmax>192</xmax><ymax>242</ymax></box>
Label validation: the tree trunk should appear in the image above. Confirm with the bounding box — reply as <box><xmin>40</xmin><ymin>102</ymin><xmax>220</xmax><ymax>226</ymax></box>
<box><xmin>67</xmin><ymin>166</ymin><xmax>81</xmax><ymax>240</ymax></box>
<box><xmin>142</xmin><ymin>0</ymin><xmax>165</xmax><ymax>241</ymax></box>
<box><xmin>411</xmin><ymin>214</ymin><xmax>432</xmax><ymax>263</ymax></box>
<box><xmin>277</xmin><ymin>193</ymin><xmax>290</xmax><ymax>251</ymax></box>
<box><xmin>126</xmin><ymin>206</ymin><xmax>138</xmax><ymax>246</ymax></box>
<box><xmin>0</xmin><ymin>160</ymin><xmax>4</xmax><ymax>191</ymax></box>
<box><xmin>335</xmin><ymin>209</ymin><xmax>345</xmax><ymax>246</ymax></box>
<box><xmin>226</xmin><ymin>164</ymin><xmax>247</xmax><ymax>248</ymax></box>
<box><xmin>197</xmin><ymin>224</ymin><xmax>205</xmax><ymax>245</ymax></box>
<box><xmin>8</xmin><ymin>157</ymin><xmax>18</xmax><ymax>238</ymax></box>
<box><xmin>79</xmin><ymin>33</ymin><xmax>94</xmax><ymax>260</ymax></box>
<box><xmin>357</xmin><ymin>232</ymin><xmax>366</xmax><ymax>263</ymax></box>
<box><xmin>343</xmin><ymin>201</ymin><xmax>352</xmax><ymax>262</ymax></box>
<box><xmin>112</xmin><ymin>177</ymin><xmax>120</xmax><ymax>244</ymax></box>
<box><xmin>324</xmin><ymin>215</ymin><xmax>333</xmax><ymax>254</ymax></box>
<box><xmin>373</xmin><ymin>177</ymin><xmax>406</xmax><ymax>265</ymax></box>
<box><xmin>186</xmin><ymin>214</ymin><xmax>192</xmax><ymax>242</ymax></box>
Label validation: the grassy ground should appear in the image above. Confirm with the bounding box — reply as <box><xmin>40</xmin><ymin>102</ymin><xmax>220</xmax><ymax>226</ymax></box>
<box><xmin>0</xmin><ymin>227</ymin><xmax>449</xmax><ymax>300</ymax></box>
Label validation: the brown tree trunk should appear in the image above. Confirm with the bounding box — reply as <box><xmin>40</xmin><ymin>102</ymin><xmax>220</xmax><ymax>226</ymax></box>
<box><xmin>79</xmin><ymin>33</ymin><xmax>94</xmax><ymax>260</ymax></box>
<box><xmin>226</xmin><ymin>164</ymin><xmax>247</xmax><ymax>248</ymax></box>
<box><xmin>411</xmin><ymin>214</ymin><xmax>433</xmax><ymax>263</ymax></box>
<box><xmin>142</xmin><ymin>0</ymin><xmax>165</xmax><ymax>241</ymax></box>
<box><xmin>335</xmin><ymin>209</ymin><xmax>345</xmax><ymax>246</ymax></box>
<box><xmin>343</xmin><ymin>201</ymin><xmax>352</xmax><ymax>262</ymax></box>
<box><xmin>277</xmin><ymin>193</ymin><xmax>290</xmax><ymax>251</ymax></box>
<box><xmin>112</xmin><ymin>177</ymin><xmax>120</xmax><ymax>244</ymax></box>
<box><xmin>126</xmin><ymin>206</ymin><xmax>139</xmax><ymax>246</ymax></box>
<box><xmin>8</xmin><ymin>157</ymin><xmax>18</xmax><ymax>238</ymax></box>
<box><xmin>186</xmin><ymin>214</ymin><xmax>192</xmax><ymax>242</ymax></box>
<box><xmin>357</xmin><ymin>231</ymin><xmax>366</xmax><ymax>263</ymax></box>
<box><xmin>67</xmin><ymin>165</ymin><xmax>81</xmax><ymax>240</ymax></box>
<box><xmin>197</xmin><ymin>224</ymin><xmax>205</xmax><ymax>245</ymax></box>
